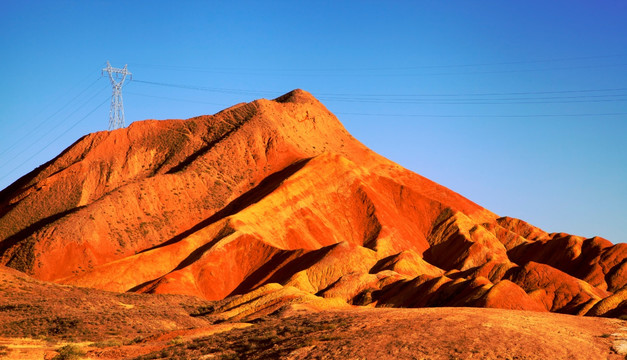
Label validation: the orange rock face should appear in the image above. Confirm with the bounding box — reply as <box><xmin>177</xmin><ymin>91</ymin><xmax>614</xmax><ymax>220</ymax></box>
<box><xmin>0</xmin><ymin>89</ymin><xmax>624</xmax><ymax>317</ymax></box>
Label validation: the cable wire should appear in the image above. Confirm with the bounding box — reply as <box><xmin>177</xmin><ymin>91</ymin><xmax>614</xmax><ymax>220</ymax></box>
<box><xmin>0</xmin><ymin>77</ymin><xmax>104</xmax><ymax>158</ymax></box>
<box><xmin>337</xmin><ymin>111</ymin><xmax>627</xmax><ymax>118</ymax></box>
<box><xmin>133</xmin><ymin>78</ymin><xmax>627</xmax><ymax>98</ymax></box>
<box><xmin>132</xmin><ymin>79</ymin><xmax>627</xmax><ymax>105</ymax></box>
<box><xmin>120</xmin><ymin>53</ymin><xmax>627</xmax><ymax>72</ymax></box>
<box><xmin>126</xmin><ymin>91</ymin><xmax>229</xmax><ymax>106</ymax></box>
<box><xmin>0</xmin><ymin>97</ymin><xmax>110</xmax><ymax>183</ymax></box>
<box><xmin>0</xmin><ymin>85</ymin><xmax>109</xmax><ymax>171</ymax></box>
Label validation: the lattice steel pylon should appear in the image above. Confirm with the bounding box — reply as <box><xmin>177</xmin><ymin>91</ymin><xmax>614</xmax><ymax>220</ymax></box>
<box><xmin>102</xmin><ymin>61</ymin><xmax>132</xmax><ymax>130</ymax></box>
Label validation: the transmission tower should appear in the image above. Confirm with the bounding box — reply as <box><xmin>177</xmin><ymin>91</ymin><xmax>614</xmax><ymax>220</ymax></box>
<box><xmin>102</xmin><ymin>61</ymin><xmax>132</xmax><ymax>130</ymax></box>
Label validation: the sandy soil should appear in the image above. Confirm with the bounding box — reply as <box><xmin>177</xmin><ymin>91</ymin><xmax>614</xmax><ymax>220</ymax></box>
<box><xmin>1</xmin><ymin>266</ymin><xmax>625</xmax><ymax>359</ymax></box>
<box><xmin>131</xmin><ymin>307</ymin><xmax>626</xmax><ymax>360</ymax></box>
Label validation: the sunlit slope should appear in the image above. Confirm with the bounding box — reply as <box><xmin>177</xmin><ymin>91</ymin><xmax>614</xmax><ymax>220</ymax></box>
<box><xmin>0</xmin><ymin>89</ymin><xmax>624</xmax><ymax>317</ymax></box>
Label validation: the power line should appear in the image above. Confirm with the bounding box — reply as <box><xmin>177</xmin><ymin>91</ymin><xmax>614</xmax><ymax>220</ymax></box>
<box><xmin>124</xmin><ymin>62</ymin><xmax>627</xmax><ymax>78</ymax></box>
<box><xmin>337</xmin><ymin>111</ymin><xmax>627</xmax><ymax>118</ymax></box>
<box><xmin>131</xmin><ymin>79</ymin><xmax>627</xmax><ymax>105</ymax></box>
<box><xmin>0</xmin><ymin>97</ymin><xmax>110</xmax><ymax>183</ymax></box>
<box><xmin>126</xmin><ymin>88</ymin><xmax>627</xmax><ymax>119</ymax></box>
<box><xmin>126</xmin><ymin>91</ymin><xmax>229</xmax><ymax>106</ymax></box>
<box><xmin>320</xmin><ymin>98</ymin><xmax>627</xmax><ymax>105</ymax></box>
<box><xmin>133</xmin><ymin>79</ymin><xmax>627</xmax><ymax>99</ymax></box>
<box><xmin>133</xmin><ymin>79</ymin><xmax>278</xmax><ymax>96</ymax></box>
<box><xmin>3</xmin><ymin>70</ymin><xmax>101</xmax><ymax>135</ymax></box>
<box><xmin>121</xmin><ymin>53</ymin><xmax>627</xmax><ymax>73</ymax></box>
<box><xmin>314</xmin><ymin>88</ymin><xmax>627</xmax><ymax>97</ymax></box>
<box><xmin>0</xmin><ymin>77</ymin><xmax>103</xmax><ymax>158</ymax></box>
<box><xmin>102</xmin><ymin>61</ymin><xmax>132</xmax><ymax>130</ymax></box>
<box><xmin>318</xmin><ymin>92</ymin><xmax>627</xmax><ymax>101</ymax></box>
<box><xmin>372</xmin><ymin>63</ymin><xmax>627</xmax><ymax>77</ymax></box>
<box><xmin>0</xmin><ymin>86</ymin><xmax>109</xmax><ymax>171</ymax></box>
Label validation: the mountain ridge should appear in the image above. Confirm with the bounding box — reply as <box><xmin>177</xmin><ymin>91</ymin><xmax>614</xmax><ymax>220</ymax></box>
<box><xmin>0</xmin><ymin>89</ymin><xmax>625</xmax><ymax>318</ymax></box>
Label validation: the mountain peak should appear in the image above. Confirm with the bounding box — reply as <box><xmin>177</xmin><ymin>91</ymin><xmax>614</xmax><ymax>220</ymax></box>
<box><xmin>273</xmin><ymin>89</ymin><xmax>319</xmax><ymax>104</ymax></box>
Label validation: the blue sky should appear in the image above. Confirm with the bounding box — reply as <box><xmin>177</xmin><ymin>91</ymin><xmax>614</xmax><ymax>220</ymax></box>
<box><xmin>1</xmin><ymin>1</ymin><xmax>626</xmax><ymax>243</ymax></box>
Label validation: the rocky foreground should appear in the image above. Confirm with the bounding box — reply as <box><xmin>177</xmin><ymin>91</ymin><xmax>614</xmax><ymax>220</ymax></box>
<box><xmin>0</xmin><ymin>266</ymin><xmax>625</xmax><ymax>359</ymax></box>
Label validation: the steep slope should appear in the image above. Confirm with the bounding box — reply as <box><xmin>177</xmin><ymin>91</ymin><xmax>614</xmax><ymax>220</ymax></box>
<box><xmin>0</xmin><ymin>89</ymin><xmax>624</xmax><ymax>317</ymax></box>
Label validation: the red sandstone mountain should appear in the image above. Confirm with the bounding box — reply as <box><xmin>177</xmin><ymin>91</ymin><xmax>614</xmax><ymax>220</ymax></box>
<box><xmin>0</xmin><ymin>89</ymin><xmax>625</xmax><ymax>318</ymax></box>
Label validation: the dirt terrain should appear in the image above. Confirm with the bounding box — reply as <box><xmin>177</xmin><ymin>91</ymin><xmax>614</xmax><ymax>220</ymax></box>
<box><xmin>140</xmin><ymin>308</ymin><xmax>627</xmax><ymax>360</ymax></box>
<box><xmin>0</xmin><ymin>266</ymin><xmax>626</xmax><ymax>359</ymax></box>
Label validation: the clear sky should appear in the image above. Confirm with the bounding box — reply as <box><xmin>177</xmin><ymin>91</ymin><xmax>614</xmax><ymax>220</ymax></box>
<box><xmin>1</xmin><ymin>1</ymin><xmax>626</xmax><ymax>243</ymax></box>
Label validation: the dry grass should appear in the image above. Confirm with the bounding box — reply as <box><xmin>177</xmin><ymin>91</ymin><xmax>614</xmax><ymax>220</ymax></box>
<box><xmin>0</xmin><ymin>267</ymin><xmax>623</xmax><ymax>360</ymax></box>
<box><xmin>134</xmin><ymin>316</ymin><xmax>350</xmax><ymax>360</ymax></box>
<box><xmin>134</xmin><ymin>307</ymin><xmax>625</xmax><ymax>360</ymax></box>
<box><xmin>0</xmin><ymin>268</ymin><xmax>213</xmax><ymax>343</ymax></box>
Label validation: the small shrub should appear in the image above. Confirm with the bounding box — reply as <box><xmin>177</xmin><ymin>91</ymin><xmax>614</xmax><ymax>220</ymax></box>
<box><xmin>168</xmin><ymin>335</ymin><xmax>185</xmax><ymax>345</ymax></box>
<box><xmin>318</xmin><ymin>335</ymin><xmax>342</xmax><ymax>341</ymax></box>
<box><xmin>315</xmin><ymin>322</ymin><xmax>338</xmax><ymax>331</ymax></box>
<box><xmin>125</xmin><ymin>335</ymin><xmax>144</xmax><ymax>345</ymax></box>
<box><xmin>52</xmin><ymin>344</ymin><xmax>85</xmax><ymax>360</ymax></box>
<box><xmin>218</xmin><ymin>352</ymin><xmax>239</xmax><ymax>360</ymax></box>
<box><xmin>295</xmin><ymin>338</ymin><xmax>314</xmax><ymax>348</ymax></box>
<box><xmin>36</xmin><ymin>335</ymin><xmax>57</xmax><ymax>344</ymax></box>
<box><xmin>0</xmin><ymin>345</ymin><xmax>11</xmax><ymax>356</ymax></box>
<box><xmin>92</xmin><ymin>339</ymin><xmax>122</xmax><ymax>348</ymax></box>
<box><xmin>190</xmin><ymin>304</ymin><xmax>218</xmax><ymax>316</ymax></box>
